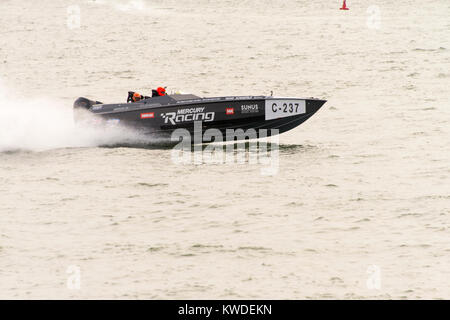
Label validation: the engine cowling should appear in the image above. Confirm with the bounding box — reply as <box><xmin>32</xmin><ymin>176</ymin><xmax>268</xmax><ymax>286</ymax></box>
<box><xmin>73</xmin><ymin>97</ymin><xmax>103</xmax><ymax>123</ymax></box>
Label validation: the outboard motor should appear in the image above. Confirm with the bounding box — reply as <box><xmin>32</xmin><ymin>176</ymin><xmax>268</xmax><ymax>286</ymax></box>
<box><xmin>73</xmin><ymin>97</ymin><xmax>102</xmax><ymax>123</ymax></box>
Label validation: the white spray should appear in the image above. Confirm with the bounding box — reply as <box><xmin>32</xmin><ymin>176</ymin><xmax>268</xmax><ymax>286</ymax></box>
<box><xmin>0</xmin><ymin>81</ymin><xmax>147</xmax><ymax>152</ymax></box>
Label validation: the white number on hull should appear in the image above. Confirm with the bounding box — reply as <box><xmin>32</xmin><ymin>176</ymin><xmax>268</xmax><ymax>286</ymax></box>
<box><xmin>265</xmin><ymin>99</ymin><xmax>306</xmax><ymax>120</ymax></box>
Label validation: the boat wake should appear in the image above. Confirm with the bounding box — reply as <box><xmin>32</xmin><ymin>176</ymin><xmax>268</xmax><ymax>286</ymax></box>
<box><xmin>0</xmin><ymin>83</ymin><xmax>149</xmax><ymax>152</ymax></box>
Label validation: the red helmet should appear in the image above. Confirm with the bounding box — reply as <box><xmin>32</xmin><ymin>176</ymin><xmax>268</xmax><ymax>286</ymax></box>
<box><xmin>156</xmin><ymin>87</ymin><xmax>166</xmax><ymax>96</ymax></box>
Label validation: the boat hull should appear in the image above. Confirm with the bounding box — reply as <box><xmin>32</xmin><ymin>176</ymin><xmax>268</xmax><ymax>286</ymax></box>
<box><xmin>74</xmin><ymin>96</ymin><xmax>326</xmax><ymax>141</ymax></box>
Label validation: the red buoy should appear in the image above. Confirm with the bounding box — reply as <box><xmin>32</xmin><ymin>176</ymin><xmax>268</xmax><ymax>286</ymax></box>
<box><xmin>340</xmin><ymin>0</ymin><xmax>349</xmax><ymax>10</ymax></box>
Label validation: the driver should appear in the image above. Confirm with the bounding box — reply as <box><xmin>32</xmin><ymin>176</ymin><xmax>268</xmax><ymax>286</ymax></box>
<box><xmin>127</xmin><ymin>87</ymin><xmax>166</xmax><ymax>103</ymax></box>
<box><xmin>152</xmin><ymin>87</ymin><xmax>166</xmax><ymax>97</ymax></box>
<box><xmin>132</xmin><ymin>92</ymin><xmax>143</xmax><ymax>102</ymax></box>
<box><xmin>128</xmin><ymin>91</ymin><xmax>149</xmax><ymax>103</ymax></box>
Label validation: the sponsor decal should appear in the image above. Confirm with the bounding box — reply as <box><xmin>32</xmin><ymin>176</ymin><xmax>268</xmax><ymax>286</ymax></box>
<box><xmin>241</xmin><ymin>104</ymin><xmax>259</xmax><ymax>113</ymax></box>
<box><xmin>177</xmin><ymin>107</ymin><xmax>206</xmax><ymax>115</ymax></box>
<box><xmin>140</xmin><ymin>112</ymin><xmax>155</xmax><ymax>119</ymax></box>
<box><xmin>161</xmin><ymin>107</ymin><xmax>215</xmax><ymax>125</ymax></box>
<box><xmin>226</xmin><ymin>107</ymin><xmax>234</xmax><ymax>115</ymax></box>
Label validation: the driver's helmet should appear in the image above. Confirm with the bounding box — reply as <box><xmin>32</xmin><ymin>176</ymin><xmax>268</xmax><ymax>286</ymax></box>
<box><xmin>132</xmin><ymin>92</ymin><xmax>141</xmax><ymax>102</ymax></box>
<box><xmin>157</xmin><ymin>87</ymin><xmax>166</xmax><ymax>96</ymax></box>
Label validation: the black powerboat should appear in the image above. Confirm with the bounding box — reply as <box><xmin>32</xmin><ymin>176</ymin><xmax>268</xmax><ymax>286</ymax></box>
<box><xmin>74</xmin><ymin>92</ymin><xmax>326</xmax><ymax>141</ymax></box>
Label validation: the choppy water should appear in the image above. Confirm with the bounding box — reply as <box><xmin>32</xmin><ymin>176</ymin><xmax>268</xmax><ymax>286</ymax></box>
<box><xmin>0</xmin><ymin>0</ymin><xmax>449</xmax><ymax>299</ymax></box>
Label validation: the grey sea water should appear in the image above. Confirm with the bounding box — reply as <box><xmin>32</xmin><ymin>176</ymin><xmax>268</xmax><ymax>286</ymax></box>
<box><xmin>0</xmin><ymin>0</ymin><xmax>449</xmax><ymax>299</ymax></box>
